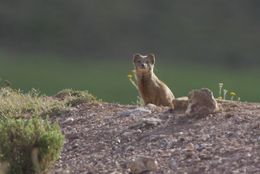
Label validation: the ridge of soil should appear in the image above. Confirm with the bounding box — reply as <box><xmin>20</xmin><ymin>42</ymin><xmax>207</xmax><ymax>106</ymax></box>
<box><xmin>53</xmin><ymin>101</ymin><xmax>260</xmax><ymax>174</ymax></box>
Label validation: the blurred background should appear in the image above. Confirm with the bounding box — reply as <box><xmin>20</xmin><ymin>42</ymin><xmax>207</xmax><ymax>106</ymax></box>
<box><xmin>0</xmin><ymin>0</ymin><xmax>259</xmax><ymax>103</ymax></box>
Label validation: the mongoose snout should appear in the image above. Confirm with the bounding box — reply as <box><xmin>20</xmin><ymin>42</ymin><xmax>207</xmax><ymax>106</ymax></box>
<box><xmin>133</xmin><ymin>53</ymin><xmax>154</xmax><ymax>73</ymax></box>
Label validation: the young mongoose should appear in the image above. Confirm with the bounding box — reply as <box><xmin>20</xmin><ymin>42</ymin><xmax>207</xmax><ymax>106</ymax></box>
<box><xmin>133</xmin><ymin>53</ymin><xmax>175</xmax><ymax>108</ymax></box>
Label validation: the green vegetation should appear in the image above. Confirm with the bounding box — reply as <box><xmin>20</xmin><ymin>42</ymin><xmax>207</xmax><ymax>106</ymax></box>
<box><xmin>127</xmin><ymin>70</ymin><xmax>138</xmax><ymax>90</ymax></box>
<box><xmin>0</xmin><ymin>87</ymin><xmax>66</xmax><ymax>119</ymax></box>
<box><xmin>0</xmin><ymin>86</ymin><xmax>97</xmax><ymax>173</ymax></box>
<box><xmin>127</xmin><ymin>70</ymin><xmax>144</xmax><ymax>105</ymax></box>
<box><xmin>55</xmin><ymin>88</ymin><xmax>98</xmax><ymax>107</ymax></box>
<box><xmin>0</xmin><ymin>87</ymin><xmax>97</xmax><ymax>119</ymax></box>
<box><xmin>218</xmin><ymin>83</ymin><xmax>240</xmax><ymax>101</ymax></box>
<box><xmin>0</xmin><ymin>118</ymin><xmax>64</xmax><ymax>174</ymax></box>
<box><xmin>0</xmin><ymin>53</ymin><xmax>259</xmax><ymax>103</ymax></box>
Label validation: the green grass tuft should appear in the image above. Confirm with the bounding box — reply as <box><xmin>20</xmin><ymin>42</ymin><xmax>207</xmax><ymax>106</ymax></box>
<box><xmin>55</xmin><ymin>88</ymin><xmax>98</xmax><ymax>107</ymax></box>
<box><xmin>0</xmin><ymin>87</ymin><xmax>98</xmax><ymax>118</ymax></box>
<box><xmin>0</xmin><ymin>88</ymin><xmax>66</xmax><ymax>118</ymax></box>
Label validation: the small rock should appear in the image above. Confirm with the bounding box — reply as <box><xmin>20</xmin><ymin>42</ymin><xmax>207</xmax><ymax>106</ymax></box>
<box><xmin>184</xmin><ymin>143</ymin><xmax>195</xmax><ymax>158</ymax></box>
<box><xmin>63</xmin><ymin>117</ymin><xmax>75</xmax><ymax>124</ymax></box>
<box><xmin>55</xmin><ymin>168</ymin><xmax>71</xmax><ymax>174</ymax></box>
<box><xmin>140</xmin><ymin>118</ymin><xmax>162</xmax><ymax>126</ymax></box>
<box><xmin>122</xmin><ymin>131</ymin><xmax>134</xmax><ymax>137</ymax></box>
<box><xmin>125</xmin><ymin>146</ymin><xmax>135</xmax><ymax>152</ymax></box>
<box><xmin>127</xmin><ymin>156</ymin><xmax>159</xmax><ymax>174</ymax></box>
<box><xmin>225</xmin><ymin>113</ymin><xmax>233</xmax><ymax>118</ymax></box>
<box><xmin>177</xmin><ymin>132</ymin><xmax>184</xmax><ymax>135</ymax></box>
<box><xmin>129</xmin><ymin>118</ymin><xmax>162</xmax><ymax>129</ymax></box>
<box><xmin>90</xmin><ymin>113</ymin><xmax>97</xmax><ymax>117</ymax></box>
<box><xmin>149</xmin><ymin>134</ymin><xmax>167</xmax><ymax>141</ymax></box>
<box><xmin>172</xmin><ymin>96</ymin><xmax>189</xmax><ymax>110</ymax></box>
<box><xmin>115</xmin><ymin>137</ymin><xmax>121</xmax><ymax>144</ymax></box>
<box><xmin>179</xmin><ymin>137</ymin><xmax>185</xmax><ymax>142</ymax></box>
<box><xmin>121</xmin><ymin>129</ymin><xmax>142</xmax><ymax>137</ymax></box>
<box><xmin>198</xmin><ymin>150</ymin><xmax>212</xmax><ymax>160</ymax></box>
<box><xmin>145</xmin><ymin>103</ymin><xmax>159</xmax><ymax>111</ymax></box>
<box><xmin>252</xmin><ymin>122</ymin><xmax>260</xmax><ymax>129</ymax></box>
<box><xmin>72</xmin><ymin>143</ymin><xmax>79</xmax><ymax>149</ymax></box>
<box><xmin>185</xmin><ymin>88</ymin><xmax>219</xmax><ymax>116</ymax></box>
<box><xmin>119</xmin><ymin>107</ymin><xmax>151</xmax><ymax>117</ymax></box>
<box><xmin>195</xmin><ymin>144</ymin><xmax>206</xmax><ymax>151</ymax></box>
<box><xmin>169</xmin><ymin>158</ymin><xmax>178</xmax><ymax>170</ymax></box>
<box><xmin>201</xmin><ymin>134</ymin><xmax>210</xmax><ymax>141</ymax></box>
<box><xmin>110</xmin><ymin>171</ymin><xmax>122</xmax><ymax>174</ymax></box>
<box><xmin>185</xmin><ymin>142</ymin><xmax>195</xmax><ymax>151</ymax></box>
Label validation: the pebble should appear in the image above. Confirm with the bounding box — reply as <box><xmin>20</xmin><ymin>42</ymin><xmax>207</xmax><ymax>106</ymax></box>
<box><xmin>139</xmin><ymin>117</ymin><xmax>162</xmax><ymax>126</ymax></box>
<box><xmin>195</xmin><ymin>144</ymin><xmax>206</xmax><ymax>151</ymax></box>
<box><xmin>169</xmin><ymin>158</ymin><xmax>178</xmax><ymax>170</ymax></box>
<box><xmin>119</xmin><ymin>107</ymin><xmax>151</xmax><ymax>117</ymax></box>
<box><xmin>185</xmin><ymin>143</ymin><xmax>195</xmax><ymax>151</ymax></box>
<box><xmin>63</xmin><ymin>117</ymin><xmax>75</xmax><ymax>124</ymax></box>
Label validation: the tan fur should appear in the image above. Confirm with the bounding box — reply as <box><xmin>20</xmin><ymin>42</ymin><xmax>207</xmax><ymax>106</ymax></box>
<box><xmin>133</xmin><ymin>53</ymin><xmax>175</xmax><ymax>108</ymax></box>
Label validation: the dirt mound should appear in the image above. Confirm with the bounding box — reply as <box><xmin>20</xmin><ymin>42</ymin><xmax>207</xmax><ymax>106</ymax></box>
<box><xmin>53</xmin><ymin>101</ymin><xmax>260</xmax><ymax>173</ymax></box>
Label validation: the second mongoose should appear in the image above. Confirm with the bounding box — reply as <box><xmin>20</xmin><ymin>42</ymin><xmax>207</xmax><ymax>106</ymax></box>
<box><xmin>133</xmin><ymin>53</ymin><xmax>175</xmax><ymax>108</ymax></box>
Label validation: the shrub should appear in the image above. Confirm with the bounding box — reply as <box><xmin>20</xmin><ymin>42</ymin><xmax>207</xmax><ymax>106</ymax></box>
<box><xmin>55</xmin><ymin>88</ymin><xmax>97</xmax><ymax>106</ymax></box>
<box><xmin>0</xmin><ymin>117</ymin><xmax>64</xmax><ymax>174</ymax></box>
<box><xmin>0</xmin><ymin>88</ymin><xmax>67</xmax><ymax>118</ymax></box>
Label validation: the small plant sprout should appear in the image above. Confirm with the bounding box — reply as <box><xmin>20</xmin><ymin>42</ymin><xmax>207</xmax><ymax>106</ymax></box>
<box><xmin>127</xmin><ymin>74</ymin><xmax>132</xmax><ymax>79</ymax></box>
<box><xmin>136</xmin><ymin>96</ymin><xmax>144</xmax><ymax>106</ymax></box>
<box><xmin>223</xmin><ymin>89</ymin><xmax>228</xmax><ymax>100</ymax></box>
<box><xmin>217</xmin><ymin>83</ymin><xmax>241</xmax><ymax>101</ymax></box>
<box><xmin>217</xmin><ymin>96</ymin><xmax>222</xmax><ymax>100</ymax></box>
<box><xmin>219</xmin><ymin>82</ymin><xmax>223</xmax><ymax>98</ymax></box>
<box><xmin>230</xmin><ymin>92</ymin><xmax>236</xmax><ymax>101</ymax></box>
<box><xmin>128</xmin><ymin>70</ymin><xmax>145</xmax><ymax>106</ymax></box>
<box><xmin>128</xmin><ymin>70</ymin><xmax>138</xmax><ymax>90</ymax></box>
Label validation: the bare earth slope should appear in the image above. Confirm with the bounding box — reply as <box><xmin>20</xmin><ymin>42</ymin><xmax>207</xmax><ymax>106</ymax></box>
<box><xmin>53</xmin><ymin>101</ymin><xmax>260</xmax><ymax>174</ymax></box>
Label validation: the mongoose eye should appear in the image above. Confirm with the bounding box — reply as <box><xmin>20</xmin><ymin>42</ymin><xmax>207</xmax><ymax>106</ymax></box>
<box><xmin>137</xmin><ymin>60</ymin><xmax>141</xmax><ymax>63</ymax></box>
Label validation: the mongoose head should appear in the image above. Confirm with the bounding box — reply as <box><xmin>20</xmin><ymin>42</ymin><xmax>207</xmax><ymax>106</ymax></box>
<box><xmin>133</xmin><ymin>53</ymin><xmax>155</xmax><ymax>74</ymax></box>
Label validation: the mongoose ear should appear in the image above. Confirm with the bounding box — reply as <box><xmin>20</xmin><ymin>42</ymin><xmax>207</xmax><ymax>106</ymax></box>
<box><xmin>147</xmin><ymin>53</ymin><xmax>155</xmax><ymax>65</ymax></box>
<box><xmin>133</xmin><ymin>53</ymin><xmax>141</xmax><ymax>63</ymax></box>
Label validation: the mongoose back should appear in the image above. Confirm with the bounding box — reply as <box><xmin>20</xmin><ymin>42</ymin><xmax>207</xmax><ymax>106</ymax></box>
<box><xmin>133</xmin><ymin>53</ymin><xmax>175</xmax><ymax>108</ymax></box>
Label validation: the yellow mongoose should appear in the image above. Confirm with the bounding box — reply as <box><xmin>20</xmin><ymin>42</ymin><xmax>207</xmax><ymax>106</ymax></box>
<box><xmin>133</xmin><ymin>53</ymin><xmax>175</xmax><ymax>108</ymax></box>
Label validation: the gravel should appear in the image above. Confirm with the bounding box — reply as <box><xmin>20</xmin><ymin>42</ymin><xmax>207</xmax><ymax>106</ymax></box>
<box><xmin>52</xmin><ymin>101</ymin><xmax>260</xmax><ymax>174</ymax></box>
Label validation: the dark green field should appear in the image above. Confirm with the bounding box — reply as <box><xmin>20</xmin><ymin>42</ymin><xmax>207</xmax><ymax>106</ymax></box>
<box><xmin>0</xmin><ymin>52</ymin><xmax>259</xmax><ymax>104</ymax></box>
